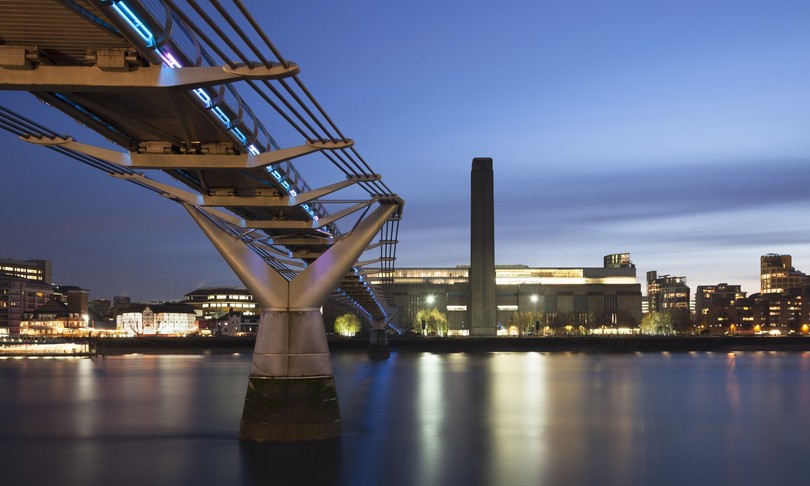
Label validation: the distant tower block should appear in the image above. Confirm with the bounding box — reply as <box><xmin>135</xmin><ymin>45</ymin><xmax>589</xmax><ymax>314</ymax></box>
<box><xmin>468</xmin><ymin>157</ymin><xmax>497</xmax><ymax>335</ymax></box>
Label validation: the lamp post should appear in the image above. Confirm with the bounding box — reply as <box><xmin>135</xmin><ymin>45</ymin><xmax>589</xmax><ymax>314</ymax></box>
<box><xmin>422</xmin><ymin>295</ymin><xmax>435</xmax><ymax>336</ymax></box>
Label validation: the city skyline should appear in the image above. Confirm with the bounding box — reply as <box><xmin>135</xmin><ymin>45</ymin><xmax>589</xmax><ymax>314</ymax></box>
<box><xmin>3</xmin><ymin>0</ymin><xmax>810</xmax><ymax>301</ymax></box>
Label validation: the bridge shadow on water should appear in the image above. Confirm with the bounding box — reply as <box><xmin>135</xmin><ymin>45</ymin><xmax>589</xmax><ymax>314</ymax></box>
<box><xmin>239</xmin><ymin>439</ymin><xmax>343</xmax><ymax>486</ymax></box>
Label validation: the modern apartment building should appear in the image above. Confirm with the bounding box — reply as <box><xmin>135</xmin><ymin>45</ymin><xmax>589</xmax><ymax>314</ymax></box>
<box><xmin>760</xmin><ymin>254</ymin><xmax>808</xmax><ymax>294</ymax></box>
<box><xmin>646</xmin><ymin>271</ymin><xmax>690</xmax><ymax>313</ymax></box>
<box><xmin>695</xmin><ymin>283</ymin><xmax>746</xmax><ymax>331</ymax></box>
<box><xmin>0</xmin><ymin>259</ymin><xmax>55</xmax><ymax>337</ymax></box>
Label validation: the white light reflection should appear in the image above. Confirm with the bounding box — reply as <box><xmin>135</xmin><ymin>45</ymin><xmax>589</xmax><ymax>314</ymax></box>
<box><xmin>74</xmin><ymin>359</ymin><xmax>98</xmax><ymax>438</ymax></box>
<box><xmin>155</xmin><ymin>356</ymin><xmax>199</xmax><ymax>431</ymax></box>
<box><xmin>415</xmin><ymin>353</ymin><xmax>444</xmax><ymax>485</ymax></box>
<box><xmin>488</xmin><ymin>352</ymin><xmax>549</xmax><ymax>484</ymax></box>
<box><xmin>725</xmin><ymin>352</ymin><xmax>741</xmax><ymax>416</ymax></box>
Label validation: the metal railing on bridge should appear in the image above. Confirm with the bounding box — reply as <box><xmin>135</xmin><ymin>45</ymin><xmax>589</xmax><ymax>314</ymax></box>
<box><xmin>0</xmin><ymin>0</ymin><xmax>403</xmax><ymax>321</ymax></box>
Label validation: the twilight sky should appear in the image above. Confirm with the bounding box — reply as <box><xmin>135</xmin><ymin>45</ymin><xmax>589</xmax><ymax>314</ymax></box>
<box><xmin>3</xmin><ymin>0</ymin><xmax>810</xmax><ymax>301</ymax></box>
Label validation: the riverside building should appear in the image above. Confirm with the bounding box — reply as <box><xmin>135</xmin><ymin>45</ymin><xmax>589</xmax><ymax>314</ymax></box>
<box><xmin>724</xmin><ymin>287</ymin><xmax>810</xmax><ymax>336</ymax></box>
<box><xmin>760</xmin><ymin>254</ymin><xmax>808</xmax><ymax>294</ymax></box>
<box><xmin>695</xmin><ymin>283</ymin><xmax>746</xmax><ymax>332</ymax></box>
<box><xmin>116</xmin><ymin>302</ymin><xmax>198</xmax><ymax>336</ymax></box>
<box><xmin>0</xmin><ymin>258</ymin><xmax>54</xmax><ymax>337</ymax></box>
<box><xmin>0</xmin><ymin>258</ymin><xmax>52</xmax><ymax>283</ymax></box>
<box><xmin>371</xmin><ymin>253</ymin><xmax>642</xmax><ymax>334</ymax></box>
<box><xmin>184</xmin><ymin>287</ymin><xmax>259</xmax><ymax>319</ymax></box>
<box><xmin>646</xmin><ymin>271</ymin><xmax>690</xmax><ymax>313</ymax></box>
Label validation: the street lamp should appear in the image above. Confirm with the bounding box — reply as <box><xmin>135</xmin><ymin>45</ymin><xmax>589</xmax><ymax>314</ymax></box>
<box><xmin>421</xmin><ymin>295</ymin><xmax>436</xmax><ymax>336</ymax></box>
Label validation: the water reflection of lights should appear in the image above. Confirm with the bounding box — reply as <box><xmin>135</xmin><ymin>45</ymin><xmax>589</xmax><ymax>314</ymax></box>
<box><xmin>416</xmin><ymin>353</ymin><xmax>444</xmax><ymax>485</ymax></box>
<box><xmin>156</xmin><ymin>355</ymin><xmax>203</xmax><ymax>360</ymax></box>
<box><xmin>725</xmin><ymin>352</ymin><xmax>740</xmax><ymax>414</ymax></box>
<box><xmin>75</xmin><ymin>359</ymin><xmax>97</xmax><ymax>438</ymax></box>
<box><xmin>488</xmin><ymin>353</ymin><xmax>549</xmax><ymax>484</ymax></box>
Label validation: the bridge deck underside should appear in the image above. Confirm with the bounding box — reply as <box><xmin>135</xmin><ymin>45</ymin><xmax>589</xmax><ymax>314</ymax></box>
<box><xmin>1</xmin><ymin>0</ymin><xmax>128</xmax><ymax>64</ymax></box>
<box><xmin>0</xmin><ymin>0</ymin><xmax>399</xmax><ymax>322</ymax></box>
<box><xmin>62</xmin><ymin>90</ymin><xmax>232</xmax><ymax>145</ymax></box>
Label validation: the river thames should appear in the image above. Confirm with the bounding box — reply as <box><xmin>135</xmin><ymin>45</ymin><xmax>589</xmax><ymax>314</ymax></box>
<box><xmin>2</xmin><ymin>350</ymin><xmax>810</xmax><ymax>485</ymax></box>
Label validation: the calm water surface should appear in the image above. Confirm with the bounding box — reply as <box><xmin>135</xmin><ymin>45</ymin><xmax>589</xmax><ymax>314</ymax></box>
<box><xmin>2</xmin><ymin>350</ymin><xmax>810</xmax><ymax>485</ymax></box>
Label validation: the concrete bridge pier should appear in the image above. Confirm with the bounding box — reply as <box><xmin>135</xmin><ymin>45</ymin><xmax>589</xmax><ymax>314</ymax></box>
<box><xmin>367</xmin><ymin>309</ymin><xmax>399</xmax><ymax>359</ymax></box>
<box><xmin>368</xmin><ymin>328</ymin><xmax>390</xmax><ymax>360</ymax></box>
<box><xmin>242</xmin><ymin>309</ymin><xmax>340</xmax><ymax>441</ymax></box>
<box><xmin>186</xmin><ymin>202</ymin><xmax>397</xmax><ymax>441</ymax></box>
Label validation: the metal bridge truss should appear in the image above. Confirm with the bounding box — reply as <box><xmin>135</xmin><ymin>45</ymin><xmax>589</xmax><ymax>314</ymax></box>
<box><xmin>0</xmin><ymin>0</ymin><xmax>403</xmax><ymax>324</ymax></box>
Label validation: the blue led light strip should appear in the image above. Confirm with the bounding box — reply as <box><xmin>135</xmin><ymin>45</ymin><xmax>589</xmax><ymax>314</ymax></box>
<box><xmin>109</xmin><ymin>2</ymin><xmax>313</xmax><ymax>220</ymax></box>
<box><xmin>111</xmin><ymin>2</ymin><xmax>154</xmax><ymax>45</ymax></box>
<box><xmin>192</xmin><ymin>88</ymin><xmax>211</xmax><ymax>107</ymax></box>
<box><xmin>232</xmin><ymin>128</ymin><xmax>247</xmax><ymax>145</ymax></box>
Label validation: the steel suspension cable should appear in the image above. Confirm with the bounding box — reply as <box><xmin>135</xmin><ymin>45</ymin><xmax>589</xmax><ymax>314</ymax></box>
<box><xmin>0</xmin><ymin>109</ymin><xmax>63</xmax><ymax>139</ymax></box>
<box><xmin>245</xmin><ymin>80</ymin><xmax>310</xmax><ymax>139</ymax></box>
<box><xmin>290</xmin><ymin>76</ymin><xmax>348</xmax><ymax>142</ymax></box>
<box><xmin>209</xmin><ymin>0</ymin><xmax>272</xmax><ymax>67</ymax></box>
<box><xmin>186</xmin><ymin>0</ymin><xmax>254</xmax><ymax>66</ymax></box>
<box><xmin>231</xmin><ymin>0</ymin><xmax>290</xmax><ymax>68</ymax></box>
<box><xmin>163</xmin><ymin>0</ymin><xmax>238</xmax><ymax>68</ymax></box>
<box><xmin>259</xmin><ymin>80</ymin><xmax>326</xmax><ymax>141</ymax></box>
<box><xmin>277</xmin><ymin>78</ymin><xmax>337</xmax><ymax>141</ymax></box>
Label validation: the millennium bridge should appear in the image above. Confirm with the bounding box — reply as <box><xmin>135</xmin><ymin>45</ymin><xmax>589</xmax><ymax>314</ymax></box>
<box><xmin>0</xmin><ymin>0</ymin><xmax>403</xmax><ymax>442</ymax></box>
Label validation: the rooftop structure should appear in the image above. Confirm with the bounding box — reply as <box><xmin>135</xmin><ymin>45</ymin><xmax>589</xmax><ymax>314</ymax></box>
<box><xmin>604</xmin><ymin>253</ymin><xmax>634</xmax><ymax>269</ymax></box>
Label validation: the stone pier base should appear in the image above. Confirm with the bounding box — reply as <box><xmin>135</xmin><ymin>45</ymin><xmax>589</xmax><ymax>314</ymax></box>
<box><xmin>239</xmin><ymin>375</ymin><xmax>342</xmax><ymax>442</ymax></box>
<box><xmin>368</xmin><ymin>328</ymin><xmax>390</xmax><ymax>360</ymax></box>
